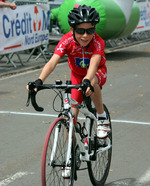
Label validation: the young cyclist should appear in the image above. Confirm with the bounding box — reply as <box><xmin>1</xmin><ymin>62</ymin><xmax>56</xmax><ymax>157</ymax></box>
<box><xmin>27</xmin><ymin>5</ymin><xmax>110</xmax><ymax>139</ymax></box>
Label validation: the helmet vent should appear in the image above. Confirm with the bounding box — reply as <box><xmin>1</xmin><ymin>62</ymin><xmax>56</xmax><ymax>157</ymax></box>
<box><xmin>82</xmin><ymin>9</ymin><xmax>88</xmax><ymax>21</ymax></box>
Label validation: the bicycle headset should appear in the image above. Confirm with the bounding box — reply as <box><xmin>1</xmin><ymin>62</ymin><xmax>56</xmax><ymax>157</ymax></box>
<box><xmin>68</xmin><ymin>5</ymin><xmax>100</xmax><ymax>41</ymax></box>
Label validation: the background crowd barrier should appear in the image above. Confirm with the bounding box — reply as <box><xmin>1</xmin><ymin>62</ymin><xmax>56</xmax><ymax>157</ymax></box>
<box><xmin>0</xmin><ymin>0</ymin><xmax>150</xmax><ymax>69</ymax></box>
<box><xmin>0</xmin><ymin>0</ymin><xmax>50</xmax><ymax>68</ymax></box>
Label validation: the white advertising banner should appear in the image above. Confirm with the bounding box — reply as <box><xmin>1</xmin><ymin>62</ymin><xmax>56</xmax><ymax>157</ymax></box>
<box><xmin>0</xmin><ymin>4</ymin><xmax>50</xmax><ymax>55</ymax></box>
<box><xmin>134</xmin><ymin>0</ymin><xmax>150</xmax><ymax>33</ymax></box>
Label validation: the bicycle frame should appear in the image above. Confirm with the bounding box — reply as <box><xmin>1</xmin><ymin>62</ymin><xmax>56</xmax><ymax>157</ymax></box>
<box><xmin>49</xmin><ymin>90</ymin><xmax>111</xmax><ymax>167</ymax></box>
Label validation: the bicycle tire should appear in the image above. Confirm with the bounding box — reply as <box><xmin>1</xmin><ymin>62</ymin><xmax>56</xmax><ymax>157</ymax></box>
<box><xmin>87</xmin><ymin>104</ymin><xmax>112</xmax><ymax>186</ymax></box>
<box><xmin>41</xmin><ymin>117</ymin><xmax>75</xmax><ymax>186</ymax></box>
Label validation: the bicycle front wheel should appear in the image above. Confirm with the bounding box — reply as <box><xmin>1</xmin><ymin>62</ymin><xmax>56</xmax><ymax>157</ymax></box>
<box><xmin>87</xmin><ymin>104</ymin><xmax>112</xmax><ymax>186</ymax></box>
<box><xmin>41</xmin><ymin>117</ymin><xmax>75</xmax><ymax>186</ymax></box>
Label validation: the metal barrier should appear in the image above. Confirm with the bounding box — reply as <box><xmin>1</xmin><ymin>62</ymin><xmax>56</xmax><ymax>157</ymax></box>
<box><xmin>2</xmin><ymin>0</ymin><xmax>149</xmax><ymax>68</ymax></box>
<box><xmin>105</xmin><ymin>30</ymin><xmax>150</xmax><ymax>50</ymax></box>
<box><xmin>1</xmin><ymin>0</ymin><xmax>50</xmax><ymax>68</ymax></box>
<box><xmin>14</xmin><ymin>0</ymin><xmax>48</xmax><ymax>5</ymax></box>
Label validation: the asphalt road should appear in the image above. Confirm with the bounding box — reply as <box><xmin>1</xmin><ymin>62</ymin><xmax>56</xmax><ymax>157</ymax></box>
<box><xmin>0</xmin><ymin>42</ymin><xmax>150</xmax><ymax>186</ymax></box>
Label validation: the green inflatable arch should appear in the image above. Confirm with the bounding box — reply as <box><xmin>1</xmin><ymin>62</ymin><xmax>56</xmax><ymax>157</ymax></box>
<box><xmin>51</xmin><ymin>0</ymin><xmax>140</xmax><ymax>40</ymax></box>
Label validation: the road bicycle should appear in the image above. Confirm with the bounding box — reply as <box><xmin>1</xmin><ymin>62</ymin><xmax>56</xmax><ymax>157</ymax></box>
<box><xmin>26</xmin><ymin>80</ymin><xmax>112</xmax><ymax>186</ymax></box>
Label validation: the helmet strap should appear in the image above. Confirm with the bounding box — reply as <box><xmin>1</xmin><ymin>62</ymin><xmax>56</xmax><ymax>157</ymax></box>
<box><xmin>73</xmin><ymin>27</ymin><xmax>78</xmax><ymax>42</ymax></box>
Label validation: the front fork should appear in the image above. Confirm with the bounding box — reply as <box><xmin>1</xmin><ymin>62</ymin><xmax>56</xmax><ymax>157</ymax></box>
<box><xmin>66</xmin><ymin>112</ymin><xmax>74</xmax><ymax>166</ymax></box>
<box><xmin>50</xmin><ymin>123</ymin><xmax>60</xmax><ymax>165</ymax></box>
<box><xmin>50</xmin><ymin>113</ymin><xmax>74</xmax><ymax>167</ymax></box>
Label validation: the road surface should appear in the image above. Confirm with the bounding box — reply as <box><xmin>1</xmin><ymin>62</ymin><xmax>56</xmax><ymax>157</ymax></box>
<box><xmin>0</xmin><ymin>42</ymin><xmax>150</xmax><ymax>186</ymax></box>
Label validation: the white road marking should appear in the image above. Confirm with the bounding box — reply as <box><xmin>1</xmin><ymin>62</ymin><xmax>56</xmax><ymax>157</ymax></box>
<box><xmin>0</xmin><ymin>110</ymin><xmax>57</xmax><ymax>117</ymax></box>
<box><xmin>137</xmin><ymin>168</ymin><xmax>150</xmax><ymax>184</ymax></box>
<box><xmin>0</xmin><ymin>111</ymin><xmax>150</xmax><ymax>125</ymax></box>
<box><xmin>0</xmin><ymin>172</ymin><xmax>34</xmax><ymax>186</ymax></box>
<box><xmin>112</xmin><ymin>119</ymin><xmax>150</xmax><ymax>125</ymax></box>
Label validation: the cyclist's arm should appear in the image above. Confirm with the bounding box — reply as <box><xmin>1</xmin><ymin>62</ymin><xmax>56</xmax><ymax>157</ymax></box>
<box><xmin>84</xmin><ymin>54</ymin><xmax>101</xmax><ymax>82</ymax></box>
<box><xmin>82</xmin><ymin>54</ymin><xmax>101</xmax><ymax>96</ymax></box>
<box><xmin>39</xmin><ymin>54</ymin><xmax>61</xmax><ymax>82</ymax></box>
<box><xmin>26</xmin><ymin>54</ymin><xmax>61</xmax><ymax>92</ymax></box>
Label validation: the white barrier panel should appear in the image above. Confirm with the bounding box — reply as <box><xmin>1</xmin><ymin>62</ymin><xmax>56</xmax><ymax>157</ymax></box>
<box><xmin>0</xmin><ymin>4</ymin><xmax>50</xmax><ymax>55</ymax></box>
<box><xmin>133</xmin><ymin>0</ymin><xmax>150</xmax><ymax>33</ymax></box>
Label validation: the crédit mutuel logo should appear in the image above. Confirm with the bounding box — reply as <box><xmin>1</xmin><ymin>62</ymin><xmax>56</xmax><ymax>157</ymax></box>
<box><xmin>33</xmin><ymin>6</ymin><xmax>41</xmax><ymax>31</ymax></box>
<box><xmin>2</xmin><ymin>5</ymin><xmax>50</xmax><ymax>47</ymax></box>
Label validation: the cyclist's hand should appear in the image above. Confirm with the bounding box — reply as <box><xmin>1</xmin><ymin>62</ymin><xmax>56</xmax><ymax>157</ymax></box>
<box><xmin>85</xmin><ymin>86</ymin><xmax>93</xmax><ymax>97</ymax></box>
<box><xmin>82</xmin><ymin>79</ymin><xmax>94</xmax><ymax>97</ymax></box>
<box><xmin>26</xmin><ymin>79</ymin><xmax>43</xmax><ymax>92</ymax></box>
<box><xmin>10</xmin><ymin>3</ymin><xmax>17</xmax><ymax>10</ymax></box>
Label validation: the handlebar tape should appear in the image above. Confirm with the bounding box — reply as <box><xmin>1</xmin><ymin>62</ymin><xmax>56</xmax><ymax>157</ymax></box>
<box><xmin>31</xmin><ymin>90</ymin><xmax>44</xmax><ymax>112</ymax></box>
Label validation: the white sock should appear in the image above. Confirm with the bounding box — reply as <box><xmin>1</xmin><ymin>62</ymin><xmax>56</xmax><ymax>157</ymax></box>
<box><xmin>97</xmin><ymin>112</ymin><xmax>106</xmax><ymax>119</ymax></box>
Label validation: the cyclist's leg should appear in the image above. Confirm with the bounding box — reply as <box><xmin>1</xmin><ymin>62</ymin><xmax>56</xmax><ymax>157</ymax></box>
<box><xmin>70</xmin><ymin>71</ymin><xmax>83</xmax><ymax>121</ymax></box>
<box><xmin>90</xmin><ymin>66</ymin><xmax>110</xmax><ymax>138</ymax></box>
<box><xmin>90</xmin><ymin>77</ymin><xmax>104</xmax><ymax>115</ymax></box>
<box><xmin>90</xmin><ymin>65</ymin><xmax>107</xmax><ymax>115</ymax></box>
<box><xmin>72</xmin><ymin>107</ymin><xmax>79</xmax><ymax>122</ymax></box>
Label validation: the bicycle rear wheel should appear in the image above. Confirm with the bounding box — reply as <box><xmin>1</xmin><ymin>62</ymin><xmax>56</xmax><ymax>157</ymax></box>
<box><xmin>41</xmin><ymin>117</ymin><xmax>75</xmax><ymax>186</ymax></box>
<box><xmin>87</xmin><ymin>104</ymin><xmax>112</xmax><ymax>186</ymax></box>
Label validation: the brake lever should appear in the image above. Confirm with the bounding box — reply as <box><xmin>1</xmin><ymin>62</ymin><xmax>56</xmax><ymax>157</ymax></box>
<box><xmin>81</xmin><ymin>83</ymin><xmax>93</xmax><ymax>111</ymax></box>
<box><xmin>26</xmin><ymin>82</ymin><xmax>35</xmax><ymax>107</ymax></box>
<box><xmin>26</xmin><ymin>90</ymin><xmax>31</xmax><ymax>107</ymax></box>
<box><xmin>26</xmin><ymin>82</ymin><xmax>44</xmax><ymax>112</ymax></box>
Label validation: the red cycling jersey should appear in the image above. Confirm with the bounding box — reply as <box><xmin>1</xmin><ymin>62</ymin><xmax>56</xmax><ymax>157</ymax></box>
<box><xmin>54</xmin><ymin>31</ymin><xmax>106</xmax><ymax>76</ymax></box>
